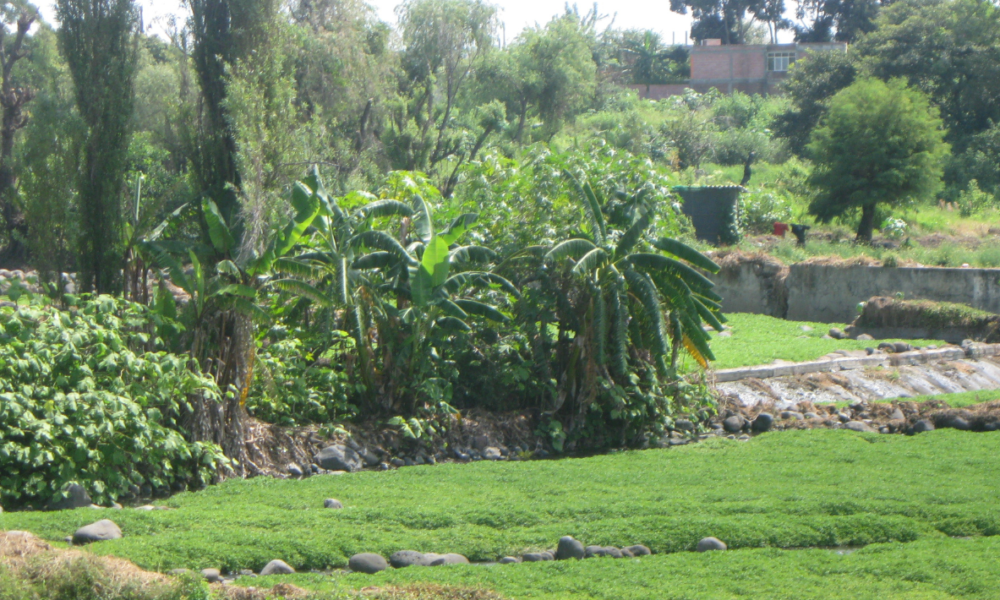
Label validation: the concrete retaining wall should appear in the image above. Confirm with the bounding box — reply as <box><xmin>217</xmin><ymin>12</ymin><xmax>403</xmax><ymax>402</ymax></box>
<box><xmin>710</xmin><ymin>261</ymin><xmax>1000</xmax><ymax>324</ymax></box>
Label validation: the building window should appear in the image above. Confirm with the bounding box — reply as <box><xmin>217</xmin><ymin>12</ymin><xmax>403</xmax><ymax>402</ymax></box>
<box><xmin>767</xmin><ymin>52</ymin><xmax>795</xmax><ymax>72</ymax></box>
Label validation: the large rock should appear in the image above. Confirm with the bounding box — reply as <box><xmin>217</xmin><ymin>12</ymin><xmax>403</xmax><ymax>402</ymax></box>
<box><xmin>49</xmin><ymin>484</ymin><xmax>92</xmax><ymax>511</ymax></box>
<box><xmin>72</xmin><ymin>520</ymin><xmax>122</xmax><ymax>544</ymax></box>
<box><xmin>200</xmin><ymin>568</ymin><xmax>222</xmax><ymax>583</ymax></box>
<box><xmin>844</xmin><ymin>421</ymin><xmax>875</xmax><ymax>433</ymax></box>
<box><xmin>389</xmin><ymin>550</ymin><xmax>425</xmax><ymax>568</ymax></box>
<box><xmin>555</xmin><ymin>536</ymin><xmax>585</xmax><ymax>560</ymax></box>
<box><xmin>722</xmin><ymin>415</ymin><xmax>745</xmax><ymax>434</ymax></box>
<box><xmin>626</xmin><ymin>544</ymin><xmax>651</xmax><ymax>556</ymax></box>
<box><xmin>349</xmin><ymin>553</ymin><xmax>388</xmax><ymax>574</ymax></box>
<box><xmin>584</xmin><ymin>546</ymin><xmax>623</xmax><ymax>558</ymax></box>
<box><xmin>314</xmin><ymin>445</ymin><xmax>363</xmax><ymax>472</ymax></box>
<box><xmin>260</xmin><ymin>559</ymin><xmax>295</xmax><ymax>576</ymax></box>
<box><xmin>429</xmin><ymin>553</ymin><xmax>469</xmax><ymax>566</ymax></box>
<box><xmin>498</xmin><ymin>556</ymin><xmax>520</xmax><ymax>564</ymax></box>
<box><xmin>912</xmin><ymin>419</ymin><xmax>935</xmax><ymax>433</ymax></box>
<box><xmin>750</xmin><ymin>413</ymin><xmax>773</xmax><ymax>433</ymax></box>
<box><xmin>522</xmin><ymin>552</ymin><xmax>550</xmax><ymax>562</ymax></box>
<box><xmin>938</xmin><ymin>415</ymin><xmax>971</xmax><ymax>430</ymax></box>
<box><xmin>483</xmin><ymin>447</ymin><xmax>502</xmax><ymax>461</ymax></box>
<box><xmin>696</xmin><ymin>537</ymin><xmax>727</xmax><ymax>552</ymax></box>
<box><xmin>324</xmin><ymin>498</ymin><xmax>344</xmax><ymax>509</ymax></box>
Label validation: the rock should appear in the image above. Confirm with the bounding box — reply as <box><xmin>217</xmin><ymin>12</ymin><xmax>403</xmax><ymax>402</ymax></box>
<box><xmin>49</xmin><ymin>483</ymin><xmax>92</xmax><ymax>511</ymax></box>
<box><xmin>72</xmin><ymin>520</ymin><xmax>122</xmax><ymax>544</ymax></box>
<box><xmin>696</xmin><ymin>537</ymin><xmax>727</xmax><ymax>552</ymax></box>
<box><xmin>619</xmin><ymin>547</ymin><xmax>634</xmax><ymax>557</ymax></box>
<box><xmin>260</xmin><ymin>559</ymin><xmax>295</xmax><ymax>576</ymax></box>
<box><xmin>555</xmin><ymin>536</ymin><xmax>585</xmax><ymax>560</ymax></box>
<box><xmin>938</xmin><ymin>415</ymin><xmax>971</xmax><ymax>430</ymax></box>
<box><xmin>889</xmin><ymin>409</ymin><xmax>905</xmax><ymax>422</ymax></box>
<box><xmin>856</xmin><ymin>334</ymin><xmax>874</xmax><ymax>341</ymax></box>
<box><xmin>893</xmin><ymin>342</ymin><xmax>914</xmax><ymax>353</ymax></box>
<box><xmin>359</xmin><ymin>448</ymin><xmax>381</xmax><ymax>468</ymax></box>
<box><xmin>239</xmin><ymin>570</ymin><xmax>256</xmax><ymax>577</ymax></box>
<box><xmin>287</xmin><ymin>463</ymin><xmax>303</xmax><ymax>477</ymax></box>
<box><xmin>722</xmin><ymin>415</ymin><xmax>745</xmax><ymax>434</ymax></box>
<box><xmin>201</xmin><ymin>568</ymin><xmax>222</xmax><ymax>583</ymax></box>
<box><xmin>314</xmin><ymin>445</ymin><xmax>362</xmax><ymax>473</ymax></box>
<box><xmin>674</xmin><ymin>419</ymin><xmax>694</xmax><ymax>431</ymax></box>
<box><xmin>390</xmin><ymin>458</ymin><xmax>405</xmax><ymax>467</ymax></box>
<box><xmin>626</xmin><ymin>544</ymin><xmax>651</xmax><ymax>556</ymax></box>
<box><xmin>780</xmin><ymin>411</ymin><xmax>803</xmax><ymax>421</ymax></box>
<box><xmin>828</xmin><ymin>328</ymin><xmax>847</xmax><ymax>340</ymax></box>
<box><xmin>429</xmin><ymin>553</ymin><xmax>469</xmax><ymax>566</ymax></box>
<box><xmin>483</xmin><ymin>447</ymin><xmax>502</xmax><ymax>461</ymax></box>
<box><xmin>983</xmin><ymin>421</ymin><xmax>1000</xmax><ymax>432</ymax></box>
<box><xmin>323</xmin><ymin>498</ymin><xmax>343</xmax><ymax>509</ymax></box>
<box><xmin>751</xmin><ymin>413</ymin><xmax>773</xmax><ymax>433</ymax></box>
<box><xmin>804</xmin><ymin>412</ymin><xmax>819</xmax><ymax>420</ymax></box>
<box><xmin>349</xmin><ymin>553</ymin><xmax>388</xmax><ymax>574</ymax></box>
<box><xmin>584</xmin><ymin>546</ymin><xmax>623</xmax><ymax>558</ymax></box>
<box><xmin>799</xmin><ymin>325</ymin><xmax>813</xmax><ymax>332</ymax></box>
<box><xmin>473</xmin><ymin>435</ymin><xmax>490</xmax><ymax>451</ymax></box>
<box><xmin>390</xmin><ymin>550</ymin><xmax>426</xmax><ymax>568</ymax></box>
<box><xmin>403</xmin><ymin>457</ymin><xmax>415</xmax><ymax>467</ymax></box>
<box><xmin>878</xmin><ymin>342</ymin><xmax>895</xmax><ymax>352</ymax></box>
<box><xmin>111</xmin><ymin>503</ymin><xmax>122</xmax><ymax>510</ymax></box>
<box><xmin>168</xmin><ymin>569</ymin><xmax>194</xmax><ymax>577</ymax></box>
<box><xmin>499</xmin><ymin>557</ymin><xmax>520</xmax><ymax>564</ymax></box>
<box><xmin>522</xmin><ymin>552</ymin><xmax>549</xmax><ymax>562</ymax></box>
<box><xmin>845</xmin><ymin>421</ymin><xmax>875</xmax><ymax>433</ymax></box>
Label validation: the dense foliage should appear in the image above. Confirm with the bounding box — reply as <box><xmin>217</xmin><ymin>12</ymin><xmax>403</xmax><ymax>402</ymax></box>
<box><xmin>0</xmin><ymin>295</ymin><xmax>226</xmax><ymax>508</ymax></box>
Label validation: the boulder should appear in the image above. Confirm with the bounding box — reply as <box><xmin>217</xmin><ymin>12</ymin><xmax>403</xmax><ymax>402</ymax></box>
<box><xmin>889</xmin><ymin>408</ymin><xmax>906</xmax><ymax>422</ymax></box>
<box><xmin>555</xmin><ymin>536</ymin><xmax>585</xmax><ymax>560</ymax></box>
<box><xmin>323</xmin><ymin>498</ymin><xmax>344</xmax><ymax>509</ymax></box>
<box><xmin>49</xmin><ymin>483</ymin><xmax>92</xmax><ymax>511</ymax></box>
<box><xmin>584</xmin><ymin>546</ymin><xmax>622</xmax><ymax>558</ymax></box>
<box><xmin>844</xmin><ymin>421</ymin><xmax>875</xmax><ymax>433</ymax></box>
<box><xmin>522</xmin><ymin>552</ymin><xmax>549</xmax><ymax>562</ymax></box>
<box><xmin>722</xmin><ymin>415</ymin><xmax>745</xmax><ymax>434</ymax></box>
<box><xmin>828</xmin><ymin>328</ymin><xmax>847</xmax><ymax>340</ymax></box>
<box><xmin>349</xmin><ymin>553</ymin><xmax>388</xmax><ymax>574</ymax></box>
<box><xmin>360</xmin><ymin>448</ymin><xmax>381</xmax><ymax>468</ymax></box>
<box><xmin>260</xmin><ymin>560</ymin><xmax>295</xmax><ymax>576</ymax></box>
<box><xmin>72</xmin><ymin>520</ymin><xmax>122</xmax><ymax>545</ymax></box>
<box><xmin>780</xmin><ymin>411</ymin><xmax>803</xmax><ymax>421</ymax></box>
<box><xmin>855</xmin><ymin>334</ymin><xmax>874</xmax><ymax>341</ymax></box>
<box><xmin>429</xmin><ymin>553</ymin><xmax>469</xmax><ymax>566</ymax></box>
<box><xmin>750</xmin><ymin>413</ymin><xmax>773</xmax><ymax>433</ymax></box>
<box><xmin>696</xmin><ymin>537</ymin><xmax>727</xmax><ymax>552</ymax></box>
<box><xmin>483</xmin><ymin>447</ymin><xmax>502</xmax><ymax>461</ymax></box>
<box><xmin>389</xmin><ymin>550</ymin><xmax>426</xmax><ymax>568</ymax></box>
<box><xmin>498</xmin><ymin>557</ymin><xmax>520</xmax><ymax>564</ymax></box>
<box><xmin>287</xmin><ymin>463</ymin><xmax>304</xmax><ymax>477</ymax></box>
<box><xmin>619</xmin><ymin>547</ymin><xmax>634</xmax><ymax>557</ymax></box>
<box><xmin>201</xmin><ymin>568</ymin><xmax>222</xmax><ymax>583</ymax></box>
<box><xmin>938</xmin><ymin>415</ymin><xmax>971</xmax><ymax>430</ymax></box>
<box><xmin>626</xmin><ymin>544</ymin><xmax>651</xmax><ymax>556</ymax></box>
<box><xmin>314</xmin><ymin>445</ymin><xmax>362</xmax><ymax>473</ymax></box>
<box><xmin>674</xmin><ymin>419</ymin><xmax>695</xmax><ymax>431</ymax></box>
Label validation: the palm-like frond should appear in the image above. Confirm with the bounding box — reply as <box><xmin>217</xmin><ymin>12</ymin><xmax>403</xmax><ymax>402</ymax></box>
<box><xmin>546</xmin><ymin>238</ymin><xmax>597</xmax><ymax>262</ymax></box>
<box><xmin>626</xmin><ymin>253</ymin><xmax>717</xmax><ymax>291</ymax></box>
<box><xmin>614</xmin><ymin>209</ymin><xmax>651</xmax><ymax>259</ymax></box>
<box><xmin>449</xmin><ymin>245</ymin><xmax>496</xmax><ymax>264</ymax></box>
<box><xmin>652</xmin><ymin>237</ymin><xmax>721</xmax><ymax>274</ymax></box>
<box><xmin>572</xmin><ymin>247</ymin><xmax>608</xmax><ymax>275</ymax></box>
<box><xmin>454</xmin><ymin>299</ymin><xmax>509</xmax><ymax>323</ymax></box>
<box><xmin>348</xmin><ymin>231</ymin><xmax>416</xmax><ymax>264</ymax></box>
<box><xmin>270</xmin><ymin>278</ymin><xmax>331</xmax><ymax>306</ymax></box>
<box><xmin>359</xmin><ymin>199</ymin><xmax>415</xmax><ymax>220</ymax></box>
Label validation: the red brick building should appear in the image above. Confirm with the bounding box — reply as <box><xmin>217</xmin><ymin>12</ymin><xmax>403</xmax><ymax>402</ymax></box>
<box><xmin>631</xmin><ymin>41</ymin><xmax>848</xmax><ymax>99</ymax></box>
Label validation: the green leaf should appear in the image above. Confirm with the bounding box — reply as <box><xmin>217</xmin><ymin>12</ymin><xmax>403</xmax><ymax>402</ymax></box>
<box><xmin>411</xmin><ymin>195</ymin><xmax>434</xmax><ymax>244</ymax></box>
<box><xmin>270</xmin><ymin>279</ymin><xmax>331</xmax><ymax>306</ymax></box>
<box><xmin>359</xmin><ymin>200</ymin><xmax>414</xmax><ymax>220</ymax></box>
<box><xmin>627</xmin><ymin>253</ymin><xmax>716</xmax><ymax>290</ymax></box>
<box><xmin>448</xmin><ymin>245</ymin><xmax>497</xmax><ymax>264</ymax></box>
<box><xmin>615</xmin><ymin>209</ymin><xmax>652</xmax><ymax>259</ymax></box>
<box><xmin>572</xmin><ymin>247</ymin><xmax>608</xmax><ymax>275</ymax></box>
<box><xmin>435</xmin><ymin>316</ymin><xmax>471</xmax><ymax>332</ymax></box>
<box><xmin>422</xmin><ymin>237</ymin><xmax>451</xmax><ymax>289</ymax></box>
<box><xmin>546</xmin><ymin>238</ymin><xmax>597</xmax><ymax>262</ymax></box>
<box><xmin>453</xmin><ymin>299</ymin><xmax>509</xmax><ymax>323</ymax></box>
<box><xmin>202</xmin><ymin>198</ymin><xmax>236</xmax><ymax>255</ymax></box>
<box><xmin>652</xmin><ymin>238</ymin><xmax>721</xmax><ymax>274</ymax></box>
<box><xmin>440</xmin><ymin>213</ymin><xmax>479</xmax><ymax>245</ymax></box>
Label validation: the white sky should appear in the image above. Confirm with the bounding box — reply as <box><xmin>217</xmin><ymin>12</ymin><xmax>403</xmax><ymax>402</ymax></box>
<box><xmin>38</xmin><ymin>0</ymin><xmax>700</xmax><ymax>44</ymax></box>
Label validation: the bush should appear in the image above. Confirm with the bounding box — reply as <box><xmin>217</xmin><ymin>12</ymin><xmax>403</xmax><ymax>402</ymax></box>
<box><xmin>739</xmin><ymin>189</ymin><xmax>794</xmax><ymax>234</ymax></box>
<box><xmin>0</xmin><ymin>295</ymin><xmax>227</xmax><ymax>508</ymax></box>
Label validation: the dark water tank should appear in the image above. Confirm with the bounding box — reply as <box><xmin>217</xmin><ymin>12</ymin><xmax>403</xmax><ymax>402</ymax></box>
<box><xmin>672</xmin><ymin>185</ymin><xmax>743</xmax><ymax>245</ymax></box>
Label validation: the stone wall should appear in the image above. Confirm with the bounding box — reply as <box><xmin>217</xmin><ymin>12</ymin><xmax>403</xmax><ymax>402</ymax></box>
<box><xmin>709</xmin><ymin>259</ymin><xmax>1000</xmax><ymax>324</ymax></box>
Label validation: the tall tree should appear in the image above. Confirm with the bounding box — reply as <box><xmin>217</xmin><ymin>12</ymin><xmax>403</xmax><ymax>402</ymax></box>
<box><xmin>807</xmin><ymin>78</ymin><xmax>949</xmax><ymax>242</ymax></box>
<box><xmin>57</xmin><ymin>0</ymin><xmax>140</xmax><ymax>293</ymax></box>
<box><xmin>793</xmin><ymin>0</ymin><xmax>882</xmax><ymax>42</ymax></box>
<box><xmin>0</xmin><ymin>3</ymin><xmax>36</xmax><ymax>264</ymax></box>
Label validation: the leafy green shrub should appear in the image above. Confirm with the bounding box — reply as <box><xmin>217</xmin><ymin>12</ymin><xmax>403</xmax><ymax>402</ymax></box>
<box><xmin>956</xmin><ymin>179</ymin><xmax>996</xmax><ymax>217</ymax></box>
<box><xmin>739</xmin><ymin>189</ymin><xmax>794</xmax><ymax>234</ymax></box>
<box><xmin>247</xmin><ymin>335</ymin><xmax>356</xmax><ymax>425</ymax></box>
<box><xmin>0</xmin><ymin>295</ymin><xmax>227</xmax><ymax>508</ymax></box>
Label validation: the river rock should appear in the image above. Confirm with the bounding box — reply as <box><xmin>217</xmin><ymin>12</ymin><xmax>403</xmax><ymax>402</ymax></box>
<box><xmin>626</xmin><ymin>544</ymin><xmax>651</xmax><ymax>556</ymax></box>
<box><xmin>324</xmin><ymin>498</ymin><xmax>344</xmax><ymax>509</ymax></box>
<box><xmin>260</xmin><ymin>559</ymin><xmax>295</xmax><ymax>576</ymax></box>
<box><xmin>390</xmin><ymin>550</ymin><xmax>426</xmax><ymax>568</ymax></box>
<box><xmin>429</xmin><ymin>553</ymin><xmax>469</xmax><ymax>566</ymax></box>
<box><xmin>845</xmin><ymin>421</ymin><xmax>875</xmax><ymax>433</ymax></box>
<box><xmin>349</xmin><ymin>553</ymin><xmax>388</xmax><ymax>574</ymax></box>
<box><xmin>287</xmin><ymin>463</ymin><xmax>303</xmax><ymax>477</ymax></box>
<box><xmin>498</xmin><ymin>556</ymin><xmax>520</xmax><ymax>564</ymax></box>
<box><xmin>556</xmin><ymin>536</ymin><xmax>585</xmax><ymax>560</ymax></box>
<box><xmin>200</xmin><ymin>568</ymin><xmax>222</xmax><ymax>583</ymax></box>
<box><xmin>696</xmin><ymin>537</ymin><xmax>727</xmax><ymax>552</ymax></box>
<box><xmin>522</xmin><ymin>552</ymin><xmax>550</xmax><ymax>562</ymax></box>
<box><xmin>751</xmin><ymin>413</ymin><xmax>773</xmax><ymax>433</ymax></box>
<box><xmin>314</xmin><ymin>445</ymin><xmax>362</xmax><ymax>472</ymax></box>
<box><xmin>722</xmin><ymin>415</ymin><xmax>745</xmax><ymax>433</ymax></box>
<box><xmin>72</xmin><ymin>520</ymin><xmax>122</xmax><ymax>544</ymax></box>
<box><xmin>49</xmin><ymin>483</ymin><xmax>92</xmax><ymax>511</ymax></box>
<box><xmin>584</xmin><ymin>546</ymin><xmax>623</xmax><ymax>558</ymax></box>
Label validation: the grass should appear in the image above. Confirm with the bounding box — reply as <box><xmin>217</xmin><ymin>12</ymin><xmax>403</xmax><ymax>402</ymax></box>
<box><xmin>880</xmin><ymin>389</ymin><xmax>1000</xmax><ymax>408</ymax></box>
<box><xmin>690</xmin><ymin>313</ymin><xmax>943</xmax><ymax>372</ymax></box>
<box><xmin>251</xmin><ymin>536</ymin><xmax>1000</xmax><ymax>599</ymax></box>
<box><xmin>2</xmin><ymin>430</ymin><xmax>999</xmax><ymax>576</ymax></box>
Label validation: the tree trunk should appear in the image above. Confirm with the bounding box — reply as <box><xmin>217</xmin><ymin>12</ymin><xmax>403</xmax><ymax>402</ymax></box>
<box><xmin>856</xmin><ymin>203</ymin><xmax>876</xmax><ymax>243</ymax></box>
